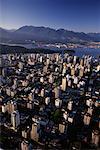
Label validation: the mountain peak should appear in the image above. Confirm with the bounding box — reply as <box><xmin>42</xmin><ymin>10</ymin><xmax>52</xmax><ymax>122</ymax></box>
<box><xmin>0</xmin><ymin>25</ymin><xmax>100</xmax><ymax>43</ymax></box>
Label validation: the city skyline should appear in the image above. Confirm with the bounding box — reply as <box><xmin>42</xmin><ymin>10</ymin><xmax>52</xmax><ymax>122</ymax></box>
<box><xmin>0</xmin><ymin>0</ymin><xmax>100</xmax><ymax>149</ymax></box>
<box><xmin>0</xmin><ymin>0</ymin><xmax>100</xmax><ymax>33</ymax></box>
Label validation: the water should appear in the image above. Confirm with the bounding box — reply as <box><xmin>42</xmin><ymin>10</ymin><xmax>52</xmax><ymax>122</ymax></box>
<box><xmin>14</xmin><ymin>44</ymin><xmax>100</xmax><ymax>58</ymax></box>
<box><xmin>74</xmin><ymin>47</ymin><xmax>100</xmax><ymax>58</ymax></box>
<box><xmin>18</xmin><ymin>44</ymin><xmax>100</xmax><ymax>58</ymax></box>
<box><xmin>1</xmin><ymin>43</ymin><xmax>100</xmax><ymax>58</ymax></box>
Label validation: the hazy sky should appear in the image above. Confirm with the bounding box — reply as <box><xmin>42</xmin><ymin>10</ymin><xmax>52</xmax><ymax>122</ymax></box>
<box><xmin>0</xmin><ymin>0</ymin><xmax>100</xmax><ymax>32</ymax></box>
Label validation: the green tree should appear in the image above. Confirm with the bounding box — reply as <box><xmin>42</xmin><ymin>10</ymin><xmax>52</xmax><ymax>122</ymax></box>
<box><xmin>52</xmin><ymin>109</ymin><xmax>61</xmax><ymax>123</ymax></box>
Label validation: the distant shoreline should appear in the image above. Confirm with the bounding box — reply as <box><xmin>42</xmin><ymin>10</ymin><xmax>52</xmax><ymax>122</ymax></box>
<box><xmin>0</xmin><ymin>44</ymin><xmax>75</xmax><ymax>54</ymax></box>
<box><xmin>0</xmin><ymin>43</ymin><xmax>100</xmax><ymax>58</ymax></box>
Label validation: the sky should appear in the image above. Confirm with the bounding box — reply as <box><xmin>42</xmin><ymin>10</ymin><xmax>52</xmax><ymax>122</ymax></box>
<box><xmin>0</xmin><ymin>0</ymin><xmax>100</xmax><ymax>32</ymax></box>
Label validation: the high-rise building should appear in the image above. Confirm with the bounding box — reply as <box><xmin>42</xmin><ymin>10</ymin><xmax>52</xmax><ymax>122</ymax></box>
<box><xmin>31</xmin><ymin>122</ymin><xmax>40</xmax><ymax>141</ymax></box>
<box><xmin>11</xmin><ymin>110</ymin><xmax>20</xmax><ymax>129</ymax></box>
<box><xmin>62</xmin><ymin>65</ymin><xmax>67</xmax><ymax>75</ymax></box>
<box><xmin>22</xmin><ymin>127</ymin><xmax>31</xmax><ymax>139</ymax></box>
<box><xmin>21</xmin><ymin>140</ymin><xmax>31</xmax><ymax>150</ymax></box>
<box><xmin>83</xmin><ymin>114</ymin><xmax>91</xmax><ymax>125</ymax></box>
<box><xmin>80</xmin><ymin>59</ymin><xmax>84</xmax><ymax>66</ymax></box>
<box><xmin>55</xmin><ymin>98</ymin><xmax>62</xmax><ymax>108</ymax></box>
<box><xmin>27</xmin><ymin>101</ymin><xmax>33</xmax><ymax>109</ymax></box>
<box><xmin>40</xmin><ymin>77</ymin><xmax>44</xmax><ymax>83</ymax></box>
<box><xmin>59</xmin><ymin>123</ymin><xmax>66</xmax><ymax>133</ymax></box>
<box><xmin>6</xmin><ymin>88</ymin><xmax>11</xmax><ymax>96</ymax></box>
<box><xmin>46</xmin><ymin>58</ymin><xmax>50</xmax><ymax>65</ymax></box>
<box><xmin>63</xmin><ymin>111</ymin><xmax>68</xmax><ymax>120</ymax></box>
<box><xmin>97</xmin><ymin>65</ymin><xmax>100</xmax><ymax>72</ymax></box>
<box><xmin>41</xmin><ymin>88</ymin><xmax>45</xmax><ymax>97</ymax></box>
<box><xmin>71</xmin><ymin>67</ymin><xmax>75</xmax><ymax>76</ymax></box>
<box><xmin>73</xmin><ymin>56</ymin><xmax>77</xmax><ymax>64</ymax></box>
<box><xmin>40</xmin><ymin>56</ymin><xmax>43</xmax><ymax>63</ymax></box>
<box><xmin>21</xmin><ymin>140</ymin><xmax>29</xmax><ymax>150</ymax></box>
<box><xmin>54</xmin><ymin>87</ymin><xmax>60</xmax><ymax>98</ymax></box>
<box><xmin>68</xmin><ymin>80</ymin><xmax>72</xmax><ymax>87</ymax></box>
<box><xmin>62</xmin><ymin>77</ymin><xmax>67</xmax><ymax>91</ymax></box>
<box><xmin>43</xmin><ymin>66</ymin><xmax>48</xmax><ymax>73</ymax></box>
<box><xmin>49</xmin><ymin>74</ymin><xmax>54</xmax><ymax>84</ymax></box>
<box><xmin>18</xmin><ymin>62</ymin><xmax>24</xmax><ymax>70</ymax></box>
<box><xmin>79</xmin><ymin>67</ymin><xmax>84</xmax><ymax>77</ymax></box>
<box><xmin>67</xmin><ymin>101</ymin><xmax>73</xmax><ymax>111</ymax></box>
<box><xmin>7</xmin><ymin>101</ymin><xmax>17</xmax><ymax>114</ymax></box>
<box><xmin>73</xmin><ymin>76</ymin><xmax>78</xmax><ymax>84</ymax></box>
<box><xmin>45</xmin><ymin>97</ymin><xmax>50</xmax><ymax>105</ymax></box>
<box><xmin>92</xmin><ymin>130</ymin><xmax>100</xmax><ymax>147</ymax></box>
<box><xmin>2</xmin><ymin>103</ymin><xmax>7</xmax><ymax>113</ymax></box>
<box><xmin>56</xmin><ymin>54</ymin><xmax>59</xmax><ymax>62</ymax></box>
<box><xmin>87</xmin><ymin>107</ymin><xmax>93</xmax><ymax>116</ymax></box>
<box><xmin>28</xmin><ymin>92</ymin><xmax>34</xmax><ymax>101</ymax></box>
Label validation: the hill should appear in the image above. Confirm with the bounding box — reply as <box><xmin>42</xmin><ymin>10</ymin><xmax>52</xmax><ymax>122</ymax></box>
<box><xmin>0</xmin><ymin>26</ymin><xmax>100</xmax><ymax>44</ymax></box>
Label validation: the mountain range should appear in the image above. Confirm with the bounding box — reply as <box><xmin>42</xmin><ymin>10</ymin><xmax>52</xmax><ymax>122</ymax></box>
<box><xmin>0</xmin><ymin>26</ymin><xmax>100</xmax><ymax>44</ymax></box>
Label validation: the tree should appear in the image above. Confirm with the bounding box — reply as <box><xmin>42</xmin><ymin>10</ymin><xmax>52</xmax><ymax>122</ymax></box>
<box><xmin>52</xmin><ymin>109</ymin><xmax>61</xmax><ymax>123</ymax></box>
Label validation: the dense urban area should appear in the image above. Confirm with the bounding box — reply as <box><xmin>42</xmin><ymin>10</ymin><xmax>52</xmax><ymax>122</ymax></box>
<box><xmin>0</xmin><ymin>51</ymin><xmax>100</xmax><ymax>150</ymax></box>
